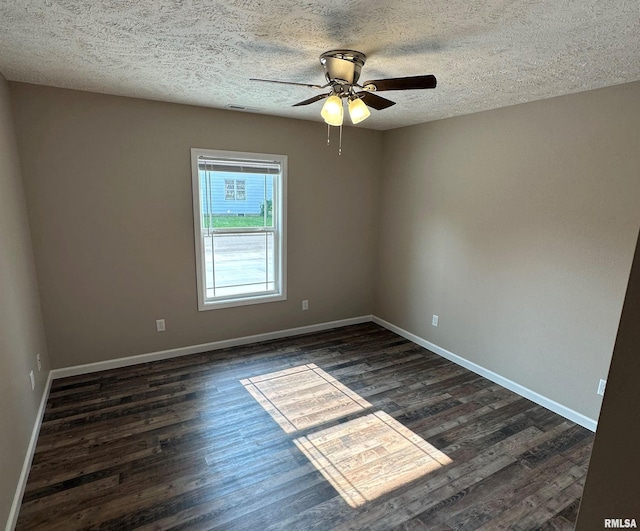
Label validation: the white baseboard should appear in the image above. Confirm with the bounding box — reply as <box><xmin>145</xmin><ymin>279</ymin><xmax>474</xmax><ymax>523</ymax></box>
<box><xmin>50</xmin><ymin>313</ymin><xmax>598</xmax><ymax>432</ymax></box>
<box><xmin>5</xmin><ymin>371</ymin><xmax>53</xmax><ymax>531</ymax></box>
<box><xmin>372</xmin><ymin>316</ymin><xmax>598</xmax><ymax>432</ymax></box>
<box><xmin>51</xmin><ymin>315</ymin><xmax>373</xmax><ymax>379</ymax></box>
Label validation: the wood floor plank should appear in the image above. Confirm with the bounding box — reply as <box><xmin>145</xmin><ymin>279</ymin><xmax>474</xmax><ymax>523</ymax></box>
<box><xmin>438</xmin><ymin>453</ymin><xmax>585</xmax><ymax>530</ymax></box>
<box><xmin>475</xmin><ymin>467</ymin><xmax>587</xmax><ymax>530</ymax></box>
<box><xmin>16</xmin><ymin>323</ymin><xmax>594</xmax><ymax>530</ymax></box>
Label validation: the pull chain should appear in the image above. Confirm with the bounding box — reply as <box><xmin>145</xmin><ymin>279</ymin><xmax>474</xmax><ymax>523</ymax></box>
<box><xmin>325</xmin><ymin>123</ymin><xmax>344</xmax><ymax>155</ymax></box>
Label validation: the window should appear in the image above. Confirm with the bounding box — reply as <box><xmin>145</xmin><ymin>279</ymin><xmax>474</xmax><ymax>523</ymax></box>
<box><xmin>225</xmin><ymin>179</ymin><xmax>246</xmax><ymax>200</ymax></box>
<box><xmin>191</xmin><ymin>149</ymin><xmax>287</xmax><ymax>310</ymax></box>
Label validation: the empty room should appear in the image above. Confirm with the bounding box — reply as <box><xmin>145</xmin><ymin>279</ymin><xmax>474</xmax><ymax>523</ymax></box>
<box><xmin>1</xmin><ymin>1</ymin><xmax>640</xmax><ymax>530</ymax></box>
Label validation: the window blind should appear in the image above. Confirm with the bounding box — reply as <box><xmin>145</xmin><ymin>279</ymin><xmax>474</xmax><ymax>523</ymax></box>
<box><xmin>198</xmin><ymin>157</ymin><xmax>280</xmax><ymax>175</ymax></box>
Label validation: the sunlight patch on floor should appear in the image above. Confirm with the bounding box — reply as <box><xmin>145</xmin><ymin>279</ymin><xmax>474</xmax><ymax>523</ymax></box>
<box><xmin>240</xmin><ymin>363</ymin><xmax>371</xmax><ymax>433</ymax></box>
<box><xmin>294</xmin><ymin>410</ymin><xmax>452</xmax><ymax>507</ymax></box>
<box><xmin>241</xmin><ymin>364</ymin><xmax>452</xmax><ymax>507</ymax></box>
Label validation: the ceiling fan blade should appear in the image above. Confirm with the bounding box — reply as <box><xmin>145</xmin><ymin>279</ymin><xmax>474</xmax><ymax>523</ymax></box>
<box><xmin>362</xmin><ymin>75</ymin><xmax>437</xmax><ymax>91</ymax></box>
<box><xmin>292</xmin><ymin>93</ymin><xmax>331</xmax><ymax>107</ymax></box>
<box><xmin>249</xmin><ymin>78</ymin><xmax>326</xmax><ymax>89</ymax></box>
<box><xmin>359</xmin><ymin>92</ymin><xmax>396</xmax><ymax>110</ymax></box>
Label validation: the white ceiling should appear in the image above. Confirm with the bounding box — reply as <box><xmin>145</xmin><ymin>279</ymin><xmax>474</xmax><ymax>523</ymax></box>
<box><xmin>1</xmin><ymin>0</ymin><xmax>639</xmax><ymax>130</ymax></box>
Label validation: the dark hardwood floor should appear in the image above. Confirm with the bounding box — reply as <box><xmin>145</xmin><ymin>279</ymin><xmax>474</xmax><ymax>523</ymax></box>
<box><xmin>16</xmin><ymin>323</ymin><xmax>593</xmax><ymax>530</ymax></box>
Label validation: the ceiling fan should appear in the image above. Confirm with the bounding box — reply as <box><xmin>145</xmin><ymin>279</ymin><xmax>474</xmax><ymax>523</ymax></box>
<box><xmin>250</xmin><ymin>49</ymin><xmax>437</xmax><ymax>127</ymax></box>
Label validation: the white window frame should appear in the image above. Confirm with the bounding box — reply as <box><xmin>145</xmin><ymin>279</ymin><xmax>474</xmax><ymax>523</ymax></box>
<box><xmin>191</xmin><ymin>148</ymin><xmax>287</xmax><ymax>311</ymax></box>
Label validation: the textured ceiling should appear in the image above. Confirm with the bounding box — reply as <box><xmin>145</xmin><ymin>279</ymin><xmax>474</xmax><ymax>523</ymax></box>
<box><xmin>1</xmin><ymin>0</ymin><xmax>639</xmax><ymax>130</ymax></box>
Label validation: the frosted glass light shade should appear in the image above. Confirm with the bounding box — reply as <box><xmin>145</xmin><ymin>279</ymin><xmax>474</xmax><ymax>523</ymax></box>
<box><xmin>321</xmin><ymin>95</ymin><xmax>344</xmax><ymax>126</ymax></box>
<box><xmin>348</xmin><ymin>97</ymin><xmax>371</xmax><ymax>124</ymax></box>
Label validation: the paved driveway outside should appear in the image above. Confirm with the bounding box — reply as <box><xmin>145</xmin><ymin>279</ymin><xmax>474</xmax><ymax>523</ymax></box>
<box><xmin>203</xmin><ymin>233</ymin><xmax>275</xmax><ymax>297</ymax></box>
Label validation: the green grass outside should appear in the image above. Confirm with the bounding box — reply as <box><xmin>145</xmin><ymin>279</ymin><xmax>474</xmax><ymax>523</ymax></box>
<box><xmin>203</xmin><ymin>215</ymin><xmax>273</xmax><ymax>229</ymax></box>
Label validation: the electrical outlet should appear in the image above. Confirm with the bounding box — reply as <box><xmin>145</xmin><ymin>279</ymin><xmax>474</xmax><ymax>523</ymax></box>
<box><xmin>156</xmin><ymin>319</ymin><xmax>166</xmax><ymax>332</ymax></box>
<box><xmin>597</xmin><ymin>379</ymin><xmax>606</xmax><ymax>396</ymax></box>
<box><xmin>36</xmin><ymin>353</ymin><xmax>42</xmax><ymax>372</ymax></box>
<box><xmin>29</xmin><ymin>370</ymin><xmax>35</xmax><ymax>391</ymax></box>
<box><xmin>432</xmin><ymin>315</ymin><xmax>439</xmax><ymax>327</ymax></box>
<box><xmin>302</xmin><ymin>300</ymin><xmax>309</xmax><ymax>311</ymax></box>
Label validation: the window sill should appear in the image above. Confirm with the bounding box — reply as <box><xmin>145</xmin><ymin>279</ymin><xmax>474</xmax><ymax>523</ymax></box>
<box><xmin>198</xmin><ymin>292</ymin><xmax>287</xmax><ymax>311</ymax></box>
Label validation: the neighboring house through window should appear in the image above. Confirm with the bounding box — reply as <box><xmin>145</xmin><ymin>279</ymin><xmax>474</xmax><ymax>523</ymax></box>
<box><xmin>191</xmin><ymin>148</ymin><xmax>287</xmax><ymax>310</ymax></box>
<box><xmin>225</xmin><ymin>179</ymin><xmax>246</xmax><ymax>200</ymax></box>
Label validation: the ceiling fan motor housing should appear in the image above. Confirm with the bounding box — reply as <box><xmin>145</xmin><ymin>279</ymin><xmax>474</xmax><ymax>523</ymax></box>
<box><xmin>320</xmin><ymin>50</ymin><xmax>367</xmax><ymax>85</ymax></box>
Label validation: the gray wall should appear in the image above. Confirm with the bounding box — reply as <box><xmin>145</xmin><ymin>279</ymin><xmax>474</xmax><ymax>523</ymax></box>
<box><xmin>375</xmin><ymin>81</ymin><xmax>640</xmax><ymax>422</ymax></box>
<box><xmin>0</xmin><ymin>74</ymin><xmax>50</xmax><ymax>527</ymax></box>
<box><xmin>10</xmin><ymin>83</ymin><xmax>383</xmax><ymax>369</ymax></box>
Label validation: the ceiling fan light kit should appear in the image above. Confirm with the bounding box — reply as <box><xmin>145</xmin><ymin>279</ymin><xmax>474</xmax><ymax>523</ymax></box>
<box><xmin>320</xmin><ymin>94</ymin><xmax>370</xmax><ymax>127</ymax></box>
<box><xmin>348</xmin><ymin>97</ymin><xmax>370</xmax><ymax>124</ymax></box>
<box><xmin>251</xmin><ymin>49</ymin><xmax>437</xmax><ymax>153</ymax></box>
<box><xmin>320</xmin><ymin>95</ymin><xmax>344</xmax><ymax>126</ymax></box>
